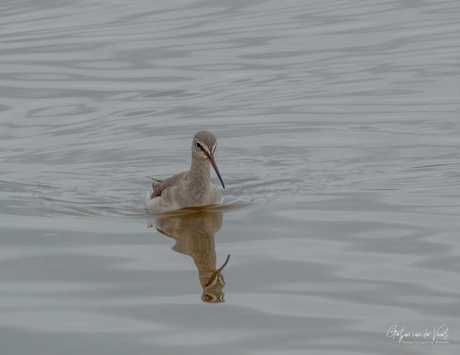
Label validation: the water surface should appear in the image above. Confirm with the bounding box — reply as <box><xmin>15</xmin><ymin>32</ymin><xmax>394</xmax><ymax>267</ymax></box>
<box><xmin>1</xmin><ymin>0</ymin><xmax>460</xmax><ymax>354</ymax></box>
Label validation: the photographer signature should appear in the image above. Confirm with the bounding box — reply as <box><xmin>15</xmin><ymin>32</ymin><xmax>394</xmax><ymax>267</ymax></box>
<box><xmin>386</xmin><ymin>324</ymin><xmax>449</xmax><ymax>343</ymax></box>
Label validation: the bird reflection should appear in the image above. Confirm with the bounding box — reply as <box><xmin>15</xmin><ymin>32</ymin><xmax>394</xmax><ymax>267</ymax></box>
<box><xmin>153</xmin><ymin>211</ymin><xmax>230</xmax><ymax>303</ymax></box>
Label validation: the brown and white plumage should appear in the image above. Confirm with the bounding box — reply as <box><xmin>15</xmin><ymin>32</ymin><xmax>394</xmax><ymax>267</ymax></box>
<box><xmin>146</xmin><ymin>131</ymin><xmax>225</xmax><ymax>212</ymax></box>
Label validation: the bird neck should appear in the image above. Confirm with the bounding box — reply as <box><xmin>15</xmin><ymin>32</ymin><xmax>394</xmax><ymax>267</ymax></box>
<box><xmin>190</xmin><ymin>156</ymin><xmax>211</xmax><ymax>182</ymax></box>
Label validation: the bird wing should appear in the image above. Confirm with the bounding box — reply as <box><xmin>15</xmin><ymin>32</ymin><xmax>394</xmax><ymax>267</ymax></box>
<box><xmin>150</xmin><ymin>172</ymin><xmax>187</xmax><ymax>198</ymax></box>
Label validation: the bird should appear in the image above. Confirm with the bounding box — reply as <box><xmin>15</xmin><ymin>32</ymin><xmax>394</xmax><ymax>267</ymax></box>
<box><xmin>146</xmin><ymin>130</ymin><xmax>225</xmax><ymax>212</ymax></box>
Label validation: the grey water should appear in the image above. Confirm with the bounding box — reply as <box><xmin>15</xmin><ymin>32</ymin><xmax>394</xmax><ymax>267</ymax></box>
<box><xmin>1</xmin><ymin>0</ymin><xmax>460</xmax><ymax>354</ymax></box>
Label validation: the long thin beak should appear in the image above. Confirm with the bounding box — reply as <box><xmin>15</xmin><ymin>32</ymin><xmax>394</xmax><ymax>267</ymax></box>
<box><xmin>206</xmin><ymin>153</ymin><xmax>225</xmax><ymax>189</ymax></box>
<box><xmin>204</xmin><ymin>254</ymin><xmax>231</xmax><ymax>287</ymax></box>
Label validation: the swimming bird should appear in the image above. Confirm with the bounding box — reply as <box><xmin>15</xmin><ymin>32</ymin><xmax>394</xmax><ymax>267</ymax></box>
<box><xmin>146</xmin><ymin>131</ymin><xmax>225</xmax><ymax>212</ymax></box>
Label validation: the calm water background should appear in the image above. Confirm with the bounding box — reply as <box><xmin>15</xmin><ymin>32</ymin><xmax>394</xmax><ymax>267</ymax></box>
<box><xmin>1</xmin><ymin>0</ymin><xmax>460</xmax><ymax>354</ymax></box>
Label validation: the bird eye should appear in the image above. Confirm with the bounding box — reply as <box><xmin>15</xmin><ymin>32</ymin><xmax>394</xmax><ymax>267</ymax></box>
<box><xmin>195</xmin><ymin>142</ymin><xmax>202</xmax><ymax>149</ymax></box>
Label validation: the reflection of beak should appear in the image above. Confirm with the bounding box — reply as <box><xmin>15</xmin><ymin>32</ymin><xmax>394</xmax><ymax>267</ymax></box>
<box><xmin>204</xmin><ymin>254</ymin><xmax>230</xmax><ymax>288</ymax></box>
<box><xmin>206</xmin><ymin>153</ymin><xmax>225</xmax><ymax>189</ymax></box>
